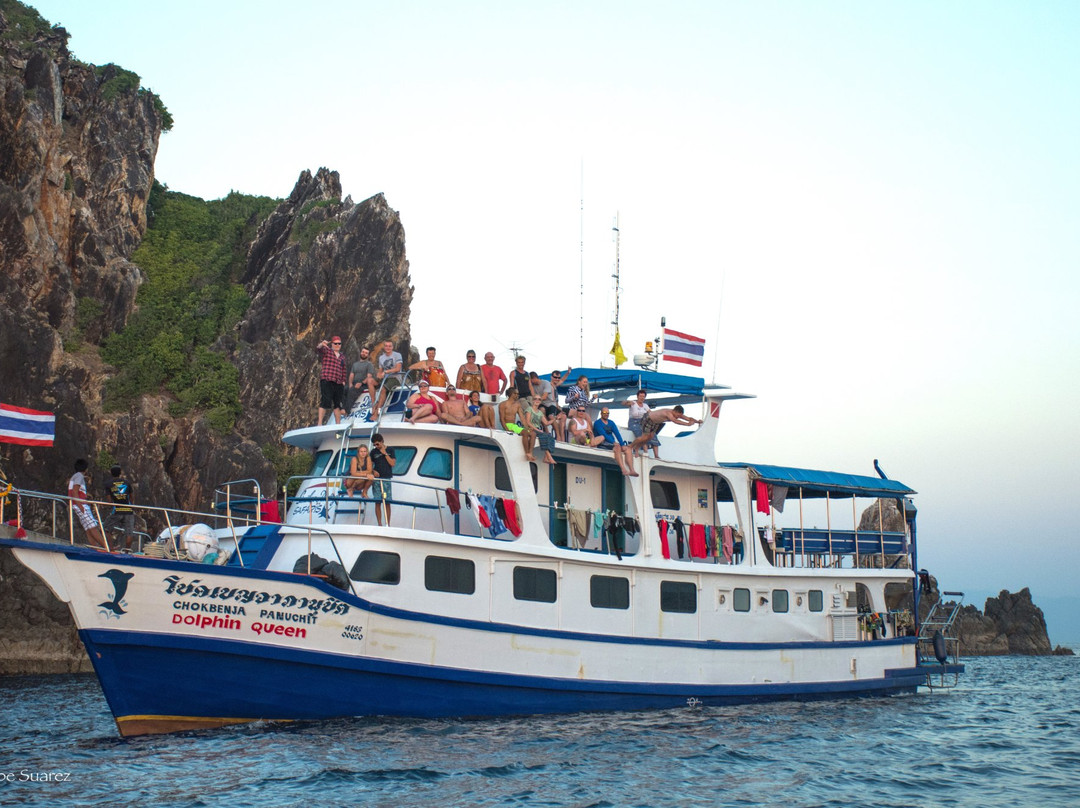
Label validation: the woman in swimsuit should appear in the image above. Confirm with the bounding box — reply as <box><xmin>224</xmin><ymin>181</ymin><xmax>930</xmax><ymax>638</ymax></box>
<box><xmin>457</xmin><ymin>350</ymin><xmax>483</xmax><ymax>392</ymax></box>
<box><xmin>406</xmin><ymin>381</ymin><xmax>440</xmax><ymax>423</ymax></box>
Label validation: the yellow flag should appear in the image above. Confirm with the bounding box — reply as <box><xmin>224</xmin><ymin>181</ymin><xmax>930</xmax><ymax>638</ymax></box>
<box><xmin>610</xmin><ymin>331</ymin><xmax>627</xmax><ymax>367</ymax></box>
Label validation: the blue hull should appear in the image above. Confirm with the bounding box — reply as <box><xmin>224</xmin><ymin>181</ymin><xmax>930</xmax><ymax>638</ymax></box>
<box><xmin>82</xmin><ymin>627</ymin><xmax>928</xmax><ymax>735</ymax></box>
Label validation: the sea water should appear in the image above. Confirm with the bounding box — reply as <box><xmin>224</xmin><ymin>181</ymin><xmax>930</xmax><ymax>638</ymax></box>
<box><xmin>0</xmin><ymin>656</ymin><xmax>1077</xmax><ymax>808</ymax></box>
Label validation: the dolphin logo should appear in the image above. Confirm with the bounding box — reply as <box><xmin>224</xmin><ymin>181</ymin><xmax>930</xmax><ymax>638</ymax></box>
<box><xmin>98</xmin><ymin>569</ymin><xmax>134</xmax><ymax>616</ymax></box>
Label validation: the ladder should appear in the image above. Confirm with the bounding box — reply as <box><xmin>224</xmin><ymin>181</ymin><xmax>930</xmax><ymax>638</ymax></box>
<box><xmin>917</xmin><ymin>590</ymin><xmax>964</xmax><ymax>689</ymax></box>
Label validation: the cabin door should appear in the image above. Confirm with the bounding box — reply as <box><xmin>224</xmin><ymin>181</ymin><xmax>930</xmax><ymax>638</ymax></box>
<box><xmin>602</xmin><ymin>468</ymin><xmax>625</xmax><ymax>554</ymax></box>
<box><xmin>550</xmin><ymin>463</ymin><xmax>568</xmax><ymax>546</ymax></box>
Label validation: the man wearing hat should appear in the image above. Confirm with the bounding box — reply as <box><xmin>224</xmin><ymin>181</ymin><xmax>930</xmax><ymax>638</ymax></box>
<box><xmin>316</xmin><ymin>336</ymin><xmax>348</xmax><ymax>425</ymax></box>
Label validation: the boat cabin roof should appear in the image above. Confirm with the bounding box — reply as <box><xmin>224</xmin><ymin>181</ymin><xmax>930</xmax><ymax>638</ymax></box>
<box><xmin>717</xmin><ymin>462</ymin><xmax>916</xmax><ymax>498</ymax></box>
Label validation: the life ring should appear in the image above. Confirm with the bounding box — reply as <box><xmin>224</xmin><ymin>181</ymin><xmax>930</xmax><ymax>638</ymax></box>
<box><xmin>932</xmin><ymin>629</ymin><xmax>948</xmax><ymax>664</ymax></box>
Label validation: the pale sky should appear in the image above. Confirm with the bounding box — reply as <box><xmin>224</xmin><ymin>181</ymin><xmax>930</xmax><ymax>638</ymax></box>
<box><xmin>37</xmin><ymin>1</ymin><xmax>1080</xmax><ymax>636</ymax></box>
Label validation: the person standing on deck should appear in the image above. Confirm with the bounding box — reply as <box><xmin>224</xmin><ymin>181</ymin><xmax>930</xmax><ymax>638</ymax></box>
<box><xmin>480</xmin><ymin>351</ymin><xmax>507</xmax><ymax>396</ymax></box>
<box><xmin>68</xmin><ymin>459</ymin><xmax>107</xmax><ymax>550</ymax></box>
<box><xmin>370</xmin><ymin>434</ymin><xmax>396</xmax><ymax>526</ymax></box>
<box><xmin>372</xmin><ymin>340</ymin><xmax>404</xmax><ymax>420</ymax></box>
<box><xmin>316</xmin><ymin>337</ymin><xmax>348</xmax><ymax>425</ymax></box>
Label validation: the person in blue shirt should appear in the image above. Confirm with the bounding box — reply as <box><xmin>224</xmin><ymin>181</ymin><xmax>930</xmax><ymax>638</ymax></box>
<box><xmin>593</xmin><ymin>408</ymin><xmax>638</xmax><ymax>477</ymax></box>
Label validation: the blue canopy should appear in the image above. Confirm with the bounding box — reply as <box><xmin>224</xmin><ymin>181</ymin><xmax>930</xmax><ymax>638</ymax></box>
<box><xmin>549</xmin><ymin>367</ymin><xmax>710</xmax><ymax>397</ymax></box>
<box><xmin>718</xmin><ymin>463</ymin><xmax>916</xmax><ymax>498</ymax></box>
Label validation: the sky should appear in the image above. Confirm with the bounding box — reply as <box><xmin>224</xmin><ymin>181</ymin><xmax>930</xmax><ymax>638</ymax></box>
<box><xmin>36</xmin><ymin>1</ymin><xmax>1080</xmax><ymax>641</ymax></box>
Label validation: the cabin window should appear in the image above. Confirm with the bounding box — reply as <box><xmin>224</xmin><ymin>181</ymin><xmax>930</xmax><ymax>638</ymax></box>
<box><xmin>418</xmin><ymin>448</ymin><xmax>453</xmax><ymax>480</ymax></box>
<box><xmin>660</xmin><ymin>580</ymin><xmax>697</xmax><ymax>614</ymax></box>
<box><xmin>650</xmin><ymin>480</ymin><xmax>680</xmax><ymax>510</ymax></box>
<box><xmin>424</xmin><ymin>556</ymin><xmax>475</xmax><ymax>594</ymax></box>
<box><xmin>390</xmin><ymin>446</ymin><xmax>417</xmax><ymax>476</ymax></box>
<box><xmin>350</xmin><ymin>550</ymin><xmax>400</xmax><ymax>584</ymax></box>
<box><xmin>590</xmin><ymin>575</ymin><xmax>630</xmax><ymax>610</ymax></box>
<box><xmin>513</xmin><ymin>567</ymin><xmax>557</xmax><ymax>603</ymax></box>
<box><xmin>808</xmin><ymin>590</ymin><xmax>824</xmax><ymax>612</ymax></box>
<box><xmin>772</xmin><ymin>589</ymin><xmax>789</xmax><ymax>613</ymax></box>
<box><xmin>733</xmin><ymin>587</ymin><xmax>751</xmax><ymax>612</ymax></box>
<box><xmin>309</xmin><ymin>449</ymin><xmax>333</xmax><ymax>477</ymax></box>
<box><xmin>495</xmin><ymin>456</ymin><xmax>538</xmax><ymax>493</ymax></box>
<box><xmin>494</xmin><ymin>457</ymin><xmax>511</xmax><ymax>491</ymax></box>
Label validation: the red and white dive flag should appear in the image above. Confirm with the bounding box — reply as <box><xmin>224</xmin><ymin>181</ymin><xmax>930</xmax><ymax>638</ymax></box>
<box><xmin>0</xmin><ymin>403</ymin><xmax>55</xmax><ymax>447</ymax></box>
<box><xmin>661</xmin><ymin>328</ymin><xmax>706</xmax><ymax>367</ymax></box>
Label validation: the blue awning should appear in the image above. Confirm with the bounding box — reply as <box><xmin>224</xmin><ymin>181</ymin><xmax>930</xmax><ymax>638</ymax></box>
<box><xmin>550</xmin><ymin>367</ymin><xmax>708</xmax><ymax>397</ymax></box>
<box><xmin>718</xmin><ymin>463</ymin><xmax>916</xmax><ymax>498</ymax></box>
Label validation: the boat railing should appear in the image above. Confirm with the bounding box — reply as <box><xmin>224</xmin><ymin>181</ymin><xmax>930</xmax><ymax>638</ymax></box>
<box><xmin>213</xmin><ymin>478</ymin><xmax>266</xmax><ymax>528</ymax></box>
<box><xmin>0</xmin><ymin>486</ymin><xmax>252</xmax><ymax>564</ymax></box>
<box><xmin>284</xmin><ymin>474</ymin><xmax>449</xmax><ymax>533</ymax></box>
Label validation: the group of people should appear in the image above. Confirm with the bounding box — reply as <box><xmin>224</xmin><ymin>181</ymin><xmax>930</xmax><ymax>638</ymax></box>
<box><xmin>66</xmin><ymin>460</ymin><xmax>134</xmax><ymax>551</ymax></box>
<box><xmin>321</xmin><ymin>341</ymin><xmax>703</xmax><ymax>476</ymax></box>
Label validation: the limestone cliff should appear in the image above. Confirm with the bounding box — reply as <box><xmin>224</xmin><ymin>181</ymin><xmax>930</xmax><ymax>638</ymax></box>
<box><xmin>0</xmin><ymin>3</ymin><xmax>413</xmax><ymax>672</ymax></box>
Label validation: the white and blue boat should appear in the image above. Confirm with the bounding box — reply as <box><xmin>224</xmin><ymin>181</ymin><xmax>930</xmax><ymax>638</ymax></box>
<box><xmin>0</xmin><ymin>368</ymin><xmax>963</xmax><ymax>736</ymax></box>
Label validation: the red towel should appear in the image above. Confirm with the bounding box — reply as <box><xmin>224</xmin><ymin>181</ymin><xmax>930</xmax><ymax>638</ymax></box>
<box><xmin>445</xmin><ymin>488</ymin><xmax>461</xmax><ymax>515</ymax></box>
<box><xmin>658</xmin><ymin>519</ymin><xmax>670</xmax><ymax>560</ymax></box>
<box><xmin>755</xmin><ymin>480</ymin><xmax>770</xmax><ymax>514</ymax></box>
<box><xmin>501</xmin><ymin>498</ymin><xmax>522</xmax><ymax>536</ymax></box>
<box><xmin>689</xmin><ymin>523</ymin><xmax>707</xmax><ymax>558</ymax></box>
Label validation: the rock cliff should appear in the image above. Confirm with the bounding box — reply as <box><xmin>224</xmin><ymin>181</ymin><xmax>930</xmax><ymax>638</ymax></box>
<box><xmin>0</xmin><ymin>3</ymin><xmax>413</xmax><ymax>671</ymax></box>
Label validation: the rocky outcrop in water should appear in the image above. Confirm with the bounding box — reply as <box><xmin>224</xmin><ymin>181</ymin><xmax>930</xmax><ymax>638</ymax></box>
<box><xmin>953</xmin><ymin>588</ymin><xmax>1054</xmax><ymax>656</ymax></box>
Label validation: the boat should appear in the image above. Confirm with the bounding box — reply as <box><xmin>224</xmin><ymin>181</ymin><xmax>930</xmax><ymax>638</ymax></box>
<box><xmin>0</xmin><ymin>367</ymin><xmax>964</xmax><ymax>737</ymax></box>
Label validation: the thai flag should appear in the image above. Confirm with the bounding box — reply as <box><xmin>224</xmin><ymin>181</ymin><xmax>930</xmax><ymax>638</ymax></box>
<box><xmin>661</xmin><ymin>328</ymin><xmax>706</xmax><ymax>367</ymax></box>
<box><xmin>0</xmin><ymin>403</ymin><xmax>55</xmax><ymax>447</ymax></box>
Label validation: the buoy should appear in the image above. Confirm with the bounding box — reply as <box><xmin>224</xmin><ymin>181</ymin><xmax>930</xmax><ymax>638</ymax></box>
<box><xmin>932</xmin><ymin>629</ymin><xmax>948</xmax><ymax>664</ymax></box>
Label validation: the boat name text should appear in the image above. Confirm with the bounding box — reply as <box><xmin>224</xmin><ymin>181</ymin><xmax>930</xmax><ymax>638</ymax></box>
<box><xmin>162</xmin><ymin>575</ymin><xmax>349</xmax><ymax>615</ymax></box>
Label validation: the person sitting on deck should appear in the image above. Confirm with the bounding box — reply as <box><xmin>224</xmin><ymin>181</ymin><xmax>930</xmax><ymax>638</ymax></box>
<box><xmin>439</xmin><ymin>385</ymin><xmax>481</xmax><ymax>426</ymax></box>
<box><xmin>497</xmin><ymin>388</ymin><xmax>524</xmax><ymax>435</ymax></box>
<box><xmin>628</xmin><ymin>405</ymin><xmax>702</xmax><ymax>455</ymax></box>
<box><xmin>406</xmin><ymin>380</ymin><xmax>440</xmax><ymax>424</ymax></box>
<box><xmin>343</xmin><ymin>445</ymin><xmax>374</xmax><ymax>500</ymax></box>
<box><xmin>469</xmin><ymin>390</ymin><xmax>496</xmax><ymax>429</ymax></box>
<box><xmin>593</xmin><ymin>408</ymin><xmax>638</xmax><ymax>476</ymax></box>
<box><xmin>520</xmin><ymin>395</ymin><xmax>557</xmax><ymax>465</ymax></box>
<box><xmin>568</xmin><ymin>405</ymin><xmax>603</xmax><ymax>447</ymax></box>
<box><xmin>531</xmin><ymin>371</ymin><xmax>567</xmax><ymax>442</ymax></box>
<box><xmin>624</xmin><ymin>389</ymin><xmax>660</xmax><ymax>459</ymax></box>
<box><xmin>564</xmin><ymin>374</ymin><xmax>595</xmax><ymax>415</ymax></box>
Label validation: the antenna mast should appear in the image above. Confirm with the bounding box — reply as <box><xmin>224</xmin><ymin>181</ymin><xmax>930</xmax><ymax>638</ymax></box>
<box><xmin>579</xmin><ymin>161</ymin><xmax>584</xmax><ymax>368</ymax></box>
<box><xmin>611</xmin><ymin>212</ymin><xmax>621</xmax><ymax>336</ymax></box>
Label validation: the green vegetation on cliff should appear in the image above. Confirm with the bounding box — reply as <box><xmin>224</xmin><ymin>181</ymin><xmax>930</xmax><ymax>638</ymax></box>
<box><xmin>102</xmin><ymin>182</ymin><xmax>279</xmax><ymax>432</ymax></box>
<box><xmin>0</xmin><ymin>1</ymin><xmax>173</xmax><ymax>130</ymax></box>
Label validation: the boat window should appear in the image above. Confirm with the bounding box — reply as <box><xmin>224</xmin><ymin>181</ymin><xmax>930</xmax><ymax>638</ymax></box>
<box><xmin>650</xmin><ymin>480</ymin><xmax>680</xmax><ymax>510</ymax></box>
<box><xmin>309</xmin><ymin>450</ymin><xmax>332</xmax><ymax>477</ymax></box>
<box><xmin>495</xmin><ymin>456</ymin><xmax>538</xmax><ymax>493</ymax></box>
<box><xmin>733</xmin><ymin>588</ymin><xmax>751</xmax><ymax>612</ymax></box>
<box><xmin>350</xmin><ymin>550</ymin><xmax>400</xmax><ymax>584</ymax></box>
<box><xmin>590</xmin><ymin>575</ymin><xmax>630</xmax><ymax>610</ymax></box>
<box><xmin>772</xmin><ymin>589</ymin><xmax>789</xmax><ymax>613</ymax></box>
<box><xmin>494</xmin><ymin>457</ymin><xmax>511</xmax><ymax>491</ymax></box>
<box><xmin>424</xmin><ymin>556</ymin><xmax>475</xmax><ymax>594</ymax></box>
<box><xmin>390</xmin><ymin>446</ymin><xmax>417</xmax><ymax>476</ymax></box>
<box><xmin>418</xmin><ymin>448</ymin><xmax>453</xmax><ymax>480</ymax></box>
<box><xmin>660</xmin><ymin>580</ymin><xmax>696</xmax><ymax>614</ymax></box>
<box><xmin>808</xmin><ymin>590</ymin><xmax>824</xmax><ymax>612</ymax></box>
<box><xmin>513</xmin><ymin>567</ymin><xmax>557</xmax><ymax>603</ymax></box>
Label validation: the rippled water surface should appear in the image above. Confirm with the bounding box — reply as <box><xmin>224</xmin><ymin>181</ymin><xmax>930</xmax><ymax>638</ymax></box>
<box><xmin>1</xmin><ymin>656</ymin><xmax>1078</xmax><ymax>807</ymax></box>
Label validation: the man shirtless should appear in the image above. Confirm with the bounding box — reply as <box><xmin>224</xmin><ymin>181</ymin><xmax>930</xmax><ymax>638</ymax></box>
<box><xmin>628</xmin><ymin>405</ymin><xmax>702</xmax><ymax>455</ymax></box>
<box><xmin>497</xmin><ymin>388</ymin><xmax>523</xmax><ymax>434</ymax></box>
<box><xmin>438</xmin><ymin>385</ymin><xmax>481</xmax><ymax>426</ymax></box>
